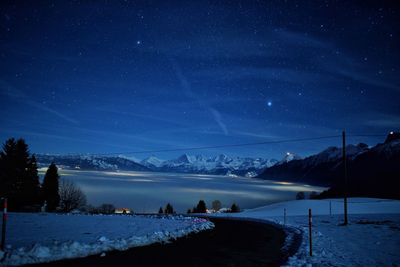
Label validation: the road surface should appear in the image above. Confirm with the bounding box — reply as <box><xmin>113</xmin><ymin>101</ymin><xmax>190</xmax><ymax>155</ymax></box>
<box><xmin>29</xmin><ymin>217</ymin><xmax>295</xmax><ymax>267</ymax></box>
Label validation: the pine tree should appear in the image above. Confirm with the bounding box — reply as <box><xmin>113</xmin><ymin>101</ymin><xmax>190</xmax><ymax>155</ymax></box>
<box><xmin>165</xmin><ymin>203</ymin><xmax>174</xmax><ymax>214</ymax></box>
<box><xmin>42</xmin><ymin>163</ymin><xmax>60</xmax><ymax>211</ymax></box>
<box><xmin>196</xmin><ymin>200</ymin><xmax>207</xmax><ymax>213</ymax></box>
<box><xmin>0</xmin><ymin>138</ymin><xmax>17</xmax><ymax>199</ymax></box>
<box><xmin>158</xmin><ymin>207</ymin><xmax>164</xmax><ymax>214</ymax></box>
<box><xmin>0</xmin><ymin>138</ymin><xmax>40</xmax><ymax>210</ymax></box>
<box><xmin>230</xmin><ymin>203</ymin><xmax>240</xmax><ymax>213</ymax></box>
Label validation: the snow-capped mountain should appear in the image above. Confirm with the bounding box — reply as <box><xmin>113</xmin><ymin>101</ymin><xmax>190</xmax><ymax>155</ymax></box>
<box><xmin>37</xmin><ymin>153</ymin><xmax>278</xmax><ymax>176</ymax></box>
<box><xmin>277</xmin><ymin>152</ymin><xmax>302</xmax><ymax>165</ymax></box>
<box><xmin>36</xmin><ymin>154</ymin><xmax>150</xmax><ymax>172</ymax></box>
<box><xmin>141</xmin><ymin>156</ymin><xmax>164</xmax><ymax>168</ymax></box>
<box><xmin>141</xmin><ymin>154</ymin><xmax>278</xmax><ymax>176</ymax></box>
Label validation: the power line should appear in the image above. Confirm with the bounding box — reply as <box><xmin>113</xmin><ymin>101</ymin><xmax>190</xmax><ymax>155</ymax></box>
<box><xmin>94</xmin><ymin>134</ymin><xmax>343</xmax><ymax>155</ymax></box>
<box><xmin>57</xmin><ymin>133</ymin><xmax>388</xmax><ymax>156</ymax></box>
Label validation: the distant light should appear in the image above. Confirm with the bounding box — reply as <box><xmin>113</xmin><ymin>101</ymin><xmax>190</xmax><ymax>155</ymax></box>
<box><xmin>286</xmin><ymin>152</ymin><xmax>290</xmax><ymax>156</ymax></box>
<box><xmin>136</xmin><ymin>40</ymin><xmax>142</xmax><ymax>45</ymax></box>
<box><xmin>390</xmin><ymin>131</ymin><xmax>394</xmax><ymax>135</ymax></box>
<box><xmin>267</xmin><ymin>101</ymin><xmax>272</xmax><ymax>107</ymax></box>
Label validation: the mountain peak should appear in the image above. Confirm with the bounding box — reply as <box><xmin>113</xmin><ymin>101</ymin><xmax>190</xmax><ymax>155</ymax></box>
<box><xmin>384</xmin><ymin>131</ymin><xmax>400</xmax><ymax>144</ymax></box>
<box><xmin>278</xmin><ymin>152</ymin><xmax>301</xmax><ymax>164</ymax></box>
<box><xmin>176</xmin><ymin>154</ymin><xmax>192</xmax><ymax>163</ymax></box>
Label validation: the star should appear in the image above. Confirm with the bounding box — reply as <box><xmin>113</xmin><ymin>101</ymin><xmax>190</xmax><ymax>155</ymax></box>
<box><xmin>267</xmin><ymin>101</ymin><xmax>272</xmax><ymax>107</ymax></box>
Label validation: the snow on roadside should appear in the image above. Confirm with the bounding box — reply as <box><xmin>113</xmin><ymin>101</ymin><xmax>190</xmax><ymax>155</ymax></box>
<box><xmin>0</xmin><ymin>213</ymin><xmax>214</xmax><ymax>266</ymax></box>
<box><xmin>213</xmin><ymin>198</ymin><xmax>400</xmax><ymax>266</ymax></box>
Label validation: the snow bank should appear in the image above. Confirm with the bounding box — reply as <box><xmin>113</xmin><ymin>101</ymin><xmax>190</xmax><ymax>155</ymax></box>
<box><xmin>0</xmin><ymin>213</ymin><xmax>213</xmax><ymax>266</ymax></box>
<box><xmin>214</xmin><ymin>198</ymin><xmax>400</xmax><ymax>266</ymax></box>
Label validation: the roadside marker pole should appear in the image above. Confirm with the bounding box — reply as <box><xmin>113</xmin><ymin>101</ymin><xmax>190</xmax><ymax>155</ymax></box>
<box><xmin>329</xmin><ymin>201</ymin><xmax>332</xmax><ymax>216</ymax></box>
<box><xmin>308</xmin><ymin>208</ymin><xmax>312</xmax><ymax>257</ymax></box>
<box><xmin>342</xmin><ymin>131</ymin><xmax>348</xmax><ymax>225</ymax></box>
<box><xmin>284</xmin><ymin>208</ymin><xmax>286</xmax><ymax>225</ymax></box>
<box><xmin>1</xmin><ymin>198</ymin><xmax>7</xmax><ymax>251</ymax></box>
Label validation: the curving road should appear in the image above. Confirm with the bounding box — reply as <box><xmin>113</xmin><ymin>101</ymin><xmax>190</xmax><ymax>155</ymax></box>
<box><xmin>29</xmin><ymin>217</ymin><xmax>294</xmax><ymax>267</ymax></box>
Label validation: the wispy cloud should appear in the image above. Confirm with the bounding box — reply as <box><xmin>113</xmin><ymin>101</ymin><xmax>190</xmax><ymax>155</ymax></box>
<box><xmin>1</xmin><ymin>129</ymin><xmax>127</xmax><ymax>150</ymax></box>
<box><xmin>277</xmin><ymin>29</ymin><xmax>331</xmax><ymax>49</ymax></box>
<box><xmin>208</xmin><ymin>108</ymin><xmax>228</xmax><ymax>135</ymax></box>
<box><xmin>169</xmin><ymin>58</ymin><xmax>229</xmax><ymax>135</ymax></box>
<box><xmin>0</xmin><ymin>81</ymin><xmax>79</xmax><ymax>124</ymax></box>
<box><xmin>334</xmin><ymin>68</ymin><xmax>400</xmax><ymax>92</ymax></box>
<box><xmin>361</xmin><ymin>113</ymin><xmax>400</xmax><ymax>128</ymax></box>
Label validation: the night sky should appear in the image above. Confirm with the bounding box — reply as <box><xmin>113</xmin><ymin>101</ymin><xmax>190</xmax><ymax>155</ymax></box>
<box><xmin>1</xmin><ymin>1</ymin><xmax>399</xmax><ymax>160</ymax></box>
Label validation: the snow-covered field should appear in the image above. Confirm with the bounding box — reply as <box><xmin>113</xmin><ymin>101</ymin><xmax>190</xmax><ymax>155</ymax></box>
<box><xmin>215</xmin><ymin>198</ymin><xmax>400</xmax><ymax>266</ymax></box>
<box><xmin>0</xmin><ymin>213</ymin><xmax>214</xmax><ymax>266</ymax></box>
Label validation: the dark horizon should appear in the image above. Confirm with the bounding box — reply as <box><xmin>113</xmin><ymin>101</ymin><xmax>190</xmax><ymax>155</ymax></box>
<box><xmin>1</xmin><ymin>1</ymin><xmax>399</xmax><ymax>160</ymax></box>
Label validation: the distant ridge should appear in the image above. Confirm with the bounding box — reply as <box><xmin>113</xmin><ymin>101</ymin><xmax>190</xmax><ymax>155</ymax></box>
<box><xmin>257</xmin><ymin>132</ymin><xmax>400</xmax><ymax>199</ymax></box>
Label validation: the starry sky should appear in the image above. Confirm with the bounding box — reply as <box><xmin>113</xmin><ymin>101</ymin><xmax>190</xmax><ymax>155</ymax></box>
<box><xmin>0</xmin><ymin>1</ymin><xmax>399</xmax><ymax>160</ymax></box>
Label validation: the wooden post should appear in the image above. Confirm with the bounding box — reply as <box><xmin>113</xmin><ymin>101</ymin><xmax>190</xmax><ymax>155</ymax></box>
<box><xmin>342</xmin><ymin>131</ymin><xmax>348</xmax><ymax>225</ymax></box>
<box><xmin>1</xmin><ymin>198</ymin><xmax>7</xmax><ymax>251</ymax></box>
<box><xmin>329</xmin><ymin>201</ymin><xmax>332</xmax><ymax>216</ymax></box>
<box><xmin>284</xmin><ymin>208</ymin><xmax>286</xmax><ymax>225</ymax></box>
<box><xmin>309</xmin><ymin>208</ymin><xmax>312</xmax><ymax>256</ymax></box>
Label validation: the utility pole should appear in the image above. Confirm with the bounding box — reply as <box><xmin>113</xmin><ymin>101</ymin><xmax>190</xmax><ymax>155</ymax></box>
<box><xmin>342</xmin><ymin>131</ymin><xmax>348</xmax><ymax>225</ymax></box>
<box><xmin>308</xmin><ymin>209</ymin><xmax>312</xmax><ymax>256</ymax></box>
<box><xmin>1</xmin><ymin>198</ymin><xmax>7</xmax><ymax>251</ymax></box>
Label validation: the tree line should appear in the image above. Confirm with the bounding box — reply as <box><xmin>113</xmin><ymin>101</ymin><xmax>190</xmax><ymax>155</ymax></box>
<box><xmin>0</xmin><ymin>138</ymin><xmax>86</xmax><ymax>212</ymax></box>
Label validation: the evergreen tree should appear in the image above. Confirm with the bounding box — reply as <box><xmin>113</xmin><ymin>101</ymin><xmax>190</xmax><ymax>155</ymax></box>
<box><xmin>158</xmin><ymin>207</ymin><xmax>164</xmax><ymax>214</ymax></box>
<box><xmin>0</xmin><ymin>138</ymin><xmax>17</xmax><ymax>199</ymax></box>
<box><xmin>187</xmin><ymin>209</ymin><xmax>191</xmax><ymax>214</ymax></box>
<box><xmin>42</xmin><ymin>163</ymin><xmax>60</xmax><ymax>211</ymax></box>
<box><xmin>230</xmin><ymin>203</ymin><xmax>240</xmax><ymax>213</ymax></box>
<box><xmin>0</xmin><ymin>138</ymin><xmax>40</xmax><ymax>210</ymax></box>
<box><xmin>165</xmin><ymin>203</ymin><xmax>174</xmax><ymax>214</ymax></box>
<box><xmin>196</xmin><ymin>200</ymin><xmax>207</xmax><ymax>213</ymax></box>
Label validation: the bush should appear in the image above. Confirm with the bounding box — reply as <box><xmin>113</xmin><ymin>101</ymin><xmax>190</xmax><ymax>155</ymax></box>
<box><xmin>212</xmin><ymin>200</ymin><xmax>222</xmax><ymax>211</ymax></box>
<box><xmin>296</xmin><ymin>191</ymin><xmax>305</xmax><ymax>200</ymax></box>
<box><xmin>98</xmin><ymin>203</ymin><xmax>115</xmax><ymax>214</ymax></box>
<box><xmin>309</xmin><ymin>191</ymin><xmax>318</xmax><ymax>199</ymax></box>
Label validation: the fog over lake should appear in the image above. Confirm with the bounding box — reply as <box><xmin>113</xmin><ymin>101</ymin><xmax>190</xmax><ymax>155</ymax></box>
<box><xmin>40</xmin><ymin>169</ymin><xmax>325</xmax><ymax>213</ymax></box>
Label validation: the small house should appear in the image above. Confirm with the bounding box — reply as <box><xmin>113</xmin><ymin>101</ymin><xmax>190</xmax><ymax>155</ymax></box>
<box><xmin>114</xmin><ymin>208</ymin><xmax>131</xmax><ymax>214</ymax></box>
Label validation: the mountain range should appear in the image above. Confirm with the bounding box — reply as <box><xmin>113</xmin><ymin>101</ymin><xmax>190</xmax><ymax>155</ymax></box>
<box><xmin>140</xmin><ymin>154</ymin><xmax>279</xmax><ymax>176</ymax></box>
<box><xmin>36</xmin><ymin>154</ymin><xmax>151</xmax><ymax>172</ymax></box>
<box><xmin>257</xmin><ymin>132</ymin><xmax>400</xmax><ymax>199</ymax></box>
<box><xmin>36</xmin><ymin>153</ymin><xmax>282</xmax><ymax>176</ymax></box>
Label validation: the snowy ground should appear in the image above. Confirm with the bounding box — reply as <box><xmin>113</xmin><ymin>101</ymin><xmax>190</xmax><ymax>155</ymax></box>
<box><xmin>213</xmin><ymin>198</ymin><xmax>400</xmax><ymax>266</ymax></box>
<box><xmin>0</xmin><ymin>213</ymin><xmax>214</xmax><ymax>266</ymax></box>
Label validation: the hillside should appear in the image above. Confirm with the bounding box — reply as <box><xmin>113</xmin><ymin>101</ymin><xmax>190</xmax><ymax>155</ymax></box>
<box><xmin>257</xmin><ymin>132</ymin><xmax>400</xmax><ymax>199</ymax></box>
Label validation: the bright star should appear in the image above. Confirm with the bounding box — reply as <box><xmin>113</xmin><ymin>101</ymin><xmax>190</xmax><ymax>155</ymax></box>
<box><xmin>267</xmin><ymin>101</ymin><xmax>272</xmax><ymax>107</ymax></box>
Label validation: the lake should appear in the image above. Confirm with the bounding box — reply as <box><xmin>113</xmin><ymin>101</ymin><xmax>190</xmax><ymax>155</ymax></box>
<box><xmin>40</xmin><ymin>169</ymin><xmax>325</xmax><ymax>213</ymax></box>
